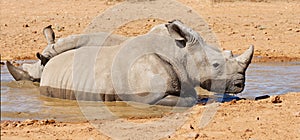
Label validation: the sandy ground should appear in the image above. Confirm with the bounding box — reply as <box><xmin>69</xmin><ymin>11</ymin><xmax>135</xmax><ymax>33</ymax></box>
<box><xmin>1</xmin><ymin>0</ymin><xmax>300</xmax><ymax>139</ymax></box>
<box><xmin>0</xmin><ymin>0</ymin><xmax>299</xmax><ymax>62</ymax></box>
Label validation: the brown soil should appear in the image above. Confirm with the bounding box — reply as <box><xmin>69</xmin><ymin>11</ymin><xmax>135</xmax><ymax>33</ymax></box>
<box><xmin>1</xmin><ymin>93</ymin><xmax>299</xmax><ymax>139</ymax></box>
<box><xmin>1</xmin><ymin>0</ymin><xmax>299</xmax><ymax>139</ymax></box>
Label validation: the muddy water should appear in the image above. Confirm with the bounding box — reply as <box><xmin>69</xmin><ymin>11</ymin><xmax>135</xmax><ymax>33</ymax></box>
<box><xmin>239</xmin><ymin>62</ymin><xmax>300</xmax><ymax>99</ymax></box>
<box><xmin>1</xmin><ymin>61</ymin><xmax>299</xmax><ymax>122</ymax></box>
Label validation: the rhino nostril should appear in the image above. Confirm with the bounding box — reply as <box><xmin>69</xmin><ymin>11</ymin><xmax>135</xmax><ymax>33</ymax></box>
<box><xmin>234</xmin><ymin>83</ymin><xmax>243</xmax><ymax>88</ymax></box>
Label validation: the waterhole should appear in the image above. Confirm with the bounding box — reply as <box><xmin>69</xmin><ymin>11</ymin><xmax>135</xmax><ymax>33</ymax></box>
<box><xmin>1</xmin><ymin>61</ymin><xmax>299</xmax><ymax>121</ymax></box>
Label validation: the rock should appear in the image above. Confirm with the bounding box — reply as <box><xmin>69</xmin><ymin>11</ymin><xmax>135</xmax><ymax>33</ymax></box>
<box><xmin>23</xmin><ymin>119</ymin><xmax>38</xmax><ymax>125</ymax></box>
<box><xmin>190</xmin><ymin>124</ymin><xmax>194</xmax><ymax>129</ymax></box>
<box><xmin>39</xmin><ymin>119</ymin><xmax>56</xmax><ymax>125</ymax></box>
<box><xmin>195</xmin><ymin>133</ymin><xmax>200</xmax><ymax>139</ymax></box>
<box><xmin>294</xmin><ymin>112</ymin><xmax>300</xmax><ymax>117</ymax></box>
<box><xmin>23</xmin><ymin>24</ymin><xmax>29</xmax><ymax>28</ymax></box>
<box><xmin>230</xmin><ymin>99</ymin><xmax>237</xmax><ymax>105</ymax></box>
<box><xmin>16</xmin><ymin>123</ymin><xmax>24</xmax><ymax>127</ymax></box>
<box><xmin>271</xmin><ymin>96</ymin><xmax>282</xmax><ymax>103</ymax></box>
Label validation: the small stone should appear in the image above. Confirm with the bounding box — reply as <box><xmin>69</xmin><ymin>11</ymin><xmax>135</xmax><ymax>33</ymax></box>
<box><xmin>295</xmin><ymin>112</ymin><xmax>300</xmax><ymax>117</ymax></box>
<box><xmin>245</xmin><ymin>129</ymin><xmax>252</xmax><ymax>132</ymax></box>
<box><xmin>190</xmin><ymin>124</ymin><xmax>194</xmax><ymax>129</ymax></box>
<box><xmin>271</xmin><ymin>96</ymin><xmax>282</xmax><ymax>103</ymax></box>
<box><xmin>195</xmin><ymin>133</ymin><xmax>200</xmax><ymax>139</ymax></box>
<box><xmin>287</xmin><ymin>28</ymin><xmax>292</xmax><ymax>31</ymax></box>
<box><xmin>16</xmin><ymin>123</ymin><xmax>24</xmax><ymax>127</ymax></box>
<box><xmin>23</xmin><ymin>119</ymin><xmax>35</xmax><ymax>125</ymax></box>
<box><xmin>23</xmin><ymin>24</ymin><xmax>29</xmax><ymax>28</ymax></box>
<box><xmin>229</xmin><ymin>99</ymin><xmax>237</xmax><ymax>105</ymax></box>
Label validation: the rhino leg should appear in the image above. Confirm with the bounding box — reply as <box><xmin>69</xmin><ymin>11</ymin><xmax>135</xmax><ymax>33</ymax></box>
<box><xmin>155</xmin><ymin>95</ymin><xmax>196</xmax><ymax>107</ymax></box>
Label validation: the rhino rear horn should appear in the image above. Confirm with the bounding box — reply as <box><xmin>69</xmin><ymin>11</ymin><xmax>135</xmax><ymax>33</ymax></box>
<box><xmin>6</xmin><ymin>61</ymin><xmax>34</xmax><ymax>81</ymax></box>
<box><xmin>43</xmin><ymin>25</ymin><xmax>55</xmax><ymax>44</ymax></box>
<box><xmin>236</xmin><ymin>45</ymin><xmax>254</xmax><ymax>67</ymax></box>
<box><xmin>223</xmin><ymin>50</ymin><xmax>233</xmax><ymax>59</ymax></box>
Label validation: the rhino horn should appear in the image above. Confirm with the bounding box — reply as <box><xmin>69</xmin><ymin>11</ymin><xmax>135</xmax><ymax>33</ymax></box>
<box><xmin>236</xmin><ymin>45</ymin><xmax>254</xmax><ymax>66</ymax></box>
<box><xmin>43</xmin><ymin>25</ymin><xmax>55</xmax><ymax>44</ymax></box>
<box><xmin>223</xmin><ymin>50</ymin><xmax>233</xmax><ymax>59</ymax></box>
<box><xmin>6</xmin><ymin>61</ymin><xmax>33</xmax><ymax>81</ymax></box>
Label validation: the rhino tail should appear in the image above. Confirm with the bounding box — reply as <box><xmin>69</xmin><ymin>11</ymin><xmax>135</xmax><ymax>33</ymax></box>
<box><xmin>6</xmin><ymin>61</ymin><xmax>35</xmax><ymax>81</ymax></box>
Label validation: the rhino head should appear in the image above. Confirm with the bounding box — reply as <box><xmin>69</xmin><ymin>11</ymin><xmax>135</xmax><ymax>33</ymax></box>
<box><xmin>166</xmin><ymin>20</ymin><xmax>254</xmax><ymax>94</ymax></box>
<box><xmin>6</xmin><ymin>25</ymin><xmax>55</xmax><ymax>82</ymax></box>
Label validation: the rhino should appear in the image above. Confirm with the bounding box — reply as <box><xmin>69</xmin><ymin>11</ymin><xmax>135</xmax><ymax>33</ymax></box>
<box><xmin>7</xmin><ymin>20</ymin><xmax>254</xmax><ymax>107</ymax></box>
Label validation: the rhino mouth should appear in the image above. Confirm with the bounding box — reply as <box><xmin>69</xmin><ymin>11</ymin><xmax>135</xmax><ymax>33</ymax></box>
<box><xmin>200</xmin><ymin>79</ymin><xmax>244</xmax><ymax>94</ymax></box>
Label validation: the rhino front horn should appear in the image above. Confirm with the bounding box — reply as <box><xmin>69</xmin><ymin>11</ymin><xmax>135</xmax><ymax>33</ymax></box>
<box><xmin>6</xmin><ymin>61</ymin><xmax>34</xmax><ymax>81</ymax></box>
<box><xmin>236</xmin><ymin>45</ymin><xmax>254</xmax><ymax>66</ymax></box>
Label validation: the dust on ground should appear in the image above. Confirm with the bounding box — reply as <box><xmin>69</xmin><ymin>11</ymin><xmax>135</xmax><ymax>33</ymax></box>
<box><xmin>0</xmin><ymin>0</ymin><xmax>299</xmax><ymax>62</ymax></box>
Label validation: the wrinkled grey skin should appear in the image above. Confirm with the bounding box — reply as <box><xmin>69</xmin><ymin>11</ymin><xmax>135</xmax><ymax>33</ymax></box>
<box><xmin>7</xmin><ymin>20</ymin><xmax>254</xmax><ymax>107</ymax></box>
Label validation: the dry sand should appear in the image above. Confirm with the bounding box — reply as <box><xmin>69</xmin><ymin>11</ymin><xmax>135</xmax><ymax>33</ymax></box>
<box><xmin>1</xmin><ymin>0</ymin><xmax>300</xmax><ymax>139</ymax></box>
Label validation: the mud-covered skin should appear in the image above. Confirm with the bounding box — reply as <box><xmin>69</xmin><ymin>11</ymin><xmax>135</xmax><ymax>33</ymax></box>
<box><xmin>7</xmin><ymin>20</ymin><xmax>254</xmax><ymax>107</ymax></box>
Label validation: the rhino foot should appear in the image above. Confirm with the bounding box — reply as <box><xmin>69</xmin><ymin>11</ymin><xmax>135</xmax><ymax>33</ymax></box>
<box><xmin>155</xmin><ymin>95</ymin><xmax>196</xmax><ymax>107</ymax></box>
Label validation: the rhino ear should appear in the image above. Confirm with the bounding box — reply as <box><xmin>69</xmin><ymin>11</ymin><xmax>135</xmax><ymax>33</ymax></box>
<box><xmin>43</xmin><ymin>25</ymin><xmax>55</xmax><ymax>44</ymax></box>
<box><xmin>166</xmin><ymin>20</ymin><xmax>199</xmax><ymax>48</ymax></box>
<box><xmin>36</xmin><ymin>52</ymin><xmax>50</xmax><ymax>66</ymax></box>
<box><xmin>236</xmin><ymin>45</ymin><xmax>254</xmax><ymax>66</ymax></box>
<box><xmin>166</xmin><ymin>20</ymin><xmax>186</xmax><ymax>41</ymax></box>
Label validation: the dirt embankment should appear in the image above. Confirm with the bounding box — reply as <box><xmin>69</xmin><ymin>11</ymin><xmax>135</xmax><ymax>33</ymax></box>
<box><xmin>1</xmin><ymin>93</ymin><xmax>299</xmax><ymax>139</ymax></box>
<box><xmin>0</xmin><ymin>0</ymin><xmax>299</xmax><ymax>62</ymax></box>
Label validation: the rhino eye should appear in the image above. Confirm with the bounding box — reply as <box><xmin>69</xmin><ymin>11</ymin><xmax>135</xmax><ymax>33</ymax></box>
<box><xmin>213</xmin><ymin>63</ymin><xmax>219</xmax><ymax>68</ymax></box>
